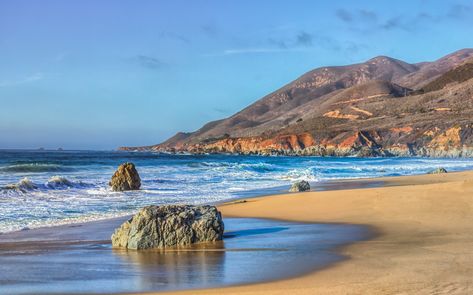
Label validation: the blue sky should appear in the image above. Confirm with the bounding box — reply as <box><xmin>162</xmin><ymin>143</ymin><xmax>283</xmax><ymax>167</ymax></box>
<box><xmin>1</xmin><ymin>0</ymin><xmax>472</xmax><ymax>149</ymax></box>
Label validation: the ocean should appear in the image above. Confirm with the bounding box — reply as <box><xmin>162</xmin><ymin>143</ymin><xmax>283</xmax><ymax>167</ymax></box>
<box><xmin>1</xmin><ymin>149</ymin><xmax>473</xmax><ymax>233</ymax></box>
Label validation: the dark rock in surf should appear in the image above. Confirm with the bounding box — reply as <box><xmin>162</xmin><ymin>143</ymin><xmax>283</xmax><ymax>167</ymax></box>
<box><xmin>428</xmin><ymin>167</ymin><xmax>448</xmax><ymax>174</ymax></box>
<box><xmin>289</xmin><ymin>180</ymin><xmax>311</xmax><ymax>192</ymax></box>
<box><xmin>109</xmin><ymin>162</ymin><xmax>141</xmax><ymax>191</ymax></box>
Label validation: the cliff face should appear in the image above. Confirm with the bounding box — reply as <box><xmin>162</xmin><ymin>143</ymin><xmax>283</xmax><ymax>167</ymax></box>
<box><xmin>120</xmin><ymin>49</ymin><xmax>473</xmax><ymax>157</ymax></box>
<box><xmin>140</xmin><ymin>126</ymin><xmax>473</xmax><ymax>157</ymax></box>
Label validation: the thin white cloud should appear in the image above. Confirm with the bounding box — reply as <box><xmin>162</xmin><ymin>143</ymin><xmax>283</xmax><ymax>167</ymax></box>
<box><xmin>224</xmin><ymin>48</ymin><xmax>285</xmax><ymax>55</ymax></box>
<box><xmin>205</xmin><ymin>47</ymin><xmax>307</xmax><ymax>57</ymax></box>
<box><xmin>23</xmin><ymin>72</ymin><xmax>44</xmax><ymax>83</ymax></box>
<box><xmin>0</xmin><ymin>72</ymin><xmax>45</xmax><ymax>87</ymax></box>
<box><xmin>54</xmin><ymin>52</ymin><xmax>68</xmax><ymax>62</ymax></box>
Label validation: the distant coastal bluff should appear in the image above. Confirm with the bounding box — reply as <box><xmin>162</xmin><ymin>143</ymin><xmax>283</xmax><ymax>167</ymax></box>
<box><xmin>121</xmin><ymin>49</ymin><xmax>473</xmax><ymax>157</ymax></box>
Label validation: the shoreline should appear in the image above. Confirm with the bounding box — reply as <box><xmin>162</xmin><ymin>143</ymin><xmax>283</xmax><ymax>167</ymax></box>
<box><xmin>135</xmin><ymin>170</ymin><xmax>473</xmax><ymax>295</ymax></box>
<box><xmin>2</xmin><ymin>170</ymin><xmax>472</xmax><ymax>294</ymax></box>
<box><xmin>0</xmin><ymin>176</ymin><xmax>388</xmax><ymax>236</ymax></box>
<box><xmin>0</xmin><ymin>175</ymin><xmax>388</xmax><ymax>294</ymax></box>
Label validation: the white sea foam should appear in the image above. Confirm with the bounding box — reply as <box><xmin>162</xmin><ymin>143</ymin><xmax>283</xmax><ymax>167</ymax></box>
<box><xmin>280</xmin><ymin>168</ymin><xmax>319</xmax><ymax>182</ymax></box>
<box><xmin>45</xmin><ymin>176</ymin><xmax>74</xmax><ymax>188</ymax></box>
<box><xmin>3</xmin><ymin>177</ymin><xmax>38</xmax><ymax>191</ymax></box>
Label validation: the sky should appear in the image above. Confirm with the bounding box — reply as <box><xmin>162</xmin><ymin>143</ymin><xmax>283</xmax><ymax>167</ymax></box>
<box><xmin>0</xmin><ymin>0</ymin><xmax>472</xmax><ymax>150</ymax></box>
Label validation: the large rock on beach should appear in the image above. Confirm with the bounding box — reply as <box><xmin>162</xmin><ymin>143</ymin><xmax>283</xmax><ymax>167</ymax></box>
<box><xmin>289</xmin><ymin>180</ymin><xmax>311</xmax><ymax>192</ymax></box>
<box><xmin>109</xmin><ymin>162</ymin><xmax>141</xmax><ymax>191</ymax></box>
<box><xmin>111</xmin><ymin>205</ymin><xmax>224</xmax><ymax>249</ymax></box>
<box><xmin>428</xmin><ymin>167</ymin><xmax>448</xmax><ymax>174</ymax></box>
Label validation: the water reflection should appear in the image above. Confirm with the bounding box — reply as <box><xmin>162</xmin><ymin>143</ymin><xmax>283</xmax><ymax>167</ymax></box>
<box><xmin>224</xmin><ymin>226</ymin><xmax>289</xmax><ymax>238</ymax></box>
<box><xmin>114</xmin><ymin>243</ymin><xmax>226</xmax><ymax>288</ymax></box>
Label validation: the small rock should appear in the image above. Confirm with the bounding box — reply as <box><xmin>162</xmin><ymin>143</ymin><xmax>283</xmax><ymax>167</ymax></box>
<box><xmin>289</xmin><ymin>180</ymin><xmax>311</xmax><ymax>192</ymax></box>
<box><xmin>111</xmin><ymin>205</ymin><xmax>224</xmax><ymax>249</ymax></box>
<box><xmin>109</xmin><ymin>162</ymin><xmax>141</xmax><ymax>191</ymax></box>
<box><xmin>428</xmin><ymin>167</ymin><xmax>448</xmax><ymax>174</ymax></box>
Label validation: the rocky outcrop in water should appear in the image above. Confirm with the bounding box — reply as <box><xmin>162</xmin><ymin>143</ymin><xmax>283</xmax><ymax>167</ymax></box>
<box><xmin>289</xmin><ymin>180</ymin><xmax>311</xmax><ymax>192</ymax></box>
<box><xmin>428</xmin><ymin>167</ymin><xmax>448</xmax><ymax>174</ymax></box>
<box><xmin>111</xmin><ymin>205</ymin><xmax>224</xmax><ymax>249</ymax></box>
<box><xmin>109</xmin><ymin>162</ymin><xmax>141</xmax><ymax>191</ymax></box>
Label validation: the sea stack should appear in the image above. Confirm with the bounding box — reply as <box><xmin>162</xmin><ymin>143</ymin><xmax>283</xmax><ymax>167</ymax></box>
<box><xmin>111</xmin><ymin>205</ymin><xmax>224</xmax><ymax>249</ymax></box>
<box><xmin>109</xmin><ymin>162</ymin><xmax>141</xmax><ymax>191</ymax></box>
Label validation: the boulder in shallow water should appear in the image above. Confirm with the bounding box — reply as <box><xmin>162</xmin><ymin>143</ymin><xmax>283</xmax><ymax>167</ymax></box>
<box><xmin>289</xmin><ymin>180</ymin><xmax>311</xmax><ymax>192</ymax></box>
<box><xmin>111</xmin><ymin>205</ymin><xmax>224</xmax><ymax>249</ymax></box>
<box><xmin>109</xmin><ymin>162</ymin><xmax>141</xmax><ymax>191</ymax></box>
<box><xmin>428</xmin><ymin>167</ymin><xmax>448</xmax><ymax>174</ymax></box>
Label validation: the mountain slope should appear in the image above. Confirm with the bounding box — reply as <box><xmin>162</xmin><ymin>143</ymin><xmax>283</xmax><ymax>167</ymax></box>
<box><xmin>121</xmin><ymin>49</ymin><xmax>473</xmax><ymax>157</ymax></box>
<box><xmin>419</xmin><ymin>57</ymin><xmax>473</xmax><ymax>93</ymax></box>
<box><xmin>185</xmin><ymin>56</ymin><xmax>419</xmax><ymax>142</ymax></box>
<box><xmin>395</xmin><ymin>48</ymin><xmax>473</xmax><ymax>89</ymax></box>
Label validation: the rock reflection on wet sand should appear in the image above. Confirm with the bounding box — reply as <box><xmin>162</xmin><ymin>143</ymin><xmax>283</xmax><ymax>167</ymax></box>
<box><xmin>113</xmin><ymin>243</ymin><xmax>227</xmax><ymax>288</ymax></box>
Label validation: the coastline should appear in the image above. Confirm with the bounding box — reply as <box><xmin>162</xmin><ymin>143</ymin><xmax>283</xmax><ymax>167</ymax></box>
<box><xmin>2</xmin><ymin>170</ymin><xmax>473</xmax><ymax>294</ymax></box>
<box><xmin>0</xmin><ymin>176</ymin><xmax>387</xmax><ymax>236</ymax></box>
<box><xmin>133</xmin><ymin>170</ymin><xmax>473</xmax><ymax>295</ymax></box>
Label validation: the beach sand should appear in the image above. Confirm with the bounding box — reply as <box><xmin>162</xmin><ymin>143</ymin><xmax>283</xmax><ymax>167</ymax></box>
<box><xmin>140</xmin><ymin>170</ymin><xmax>473</xmax><ymax>295</ymax></box>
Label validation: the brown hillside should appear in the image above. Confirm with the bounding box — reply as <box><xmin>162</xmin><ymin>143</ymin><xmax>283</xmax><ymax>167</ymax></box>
<box><xmin>120</xmin><ymin>49</ymin><xmax>473</xmax><ymax>157</ymax></box>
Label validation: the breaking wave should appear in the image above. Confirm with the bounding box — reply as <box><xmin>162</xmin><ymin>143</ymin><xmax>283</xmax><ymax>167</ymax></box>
<box><xmin>45</xmin><ymin>176</ymin><xmax>75</xmax><ymax>189</ymax></box>
<box><xmin>236</xmin><ymin>162</ymin><xmax>276</xmax><ymax>173</ymax></box>
<box><xmin>0</xmin><ymin>163</ymin><xmax>72</xmax><ymax>173</ymax></box>
<box><xmin>280</xmin><ymin>168</ymin><xmax>319</xmax><ymax>182</ymax></box>
<box><xmin>3</xmin><ymin>177</ymin><xmax>38</xmax><ymax>191</ymax></box>
<box><xmin>2</xmin><ymin>176</ymin><xmax>90</xmax><ymax>193</ymax></box>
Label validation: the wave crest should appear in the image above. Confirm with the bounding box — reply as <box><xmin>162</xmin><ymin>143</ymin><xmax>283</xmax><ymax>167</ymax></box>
<box><xmin>237</xmin><ymin>162</ymin><xmax>276</xmax><ymax>173</ymax></box>
<box><xmin>280</xmin><ymin>168</ymin><xmax>318</xmax><ymax>182</ymax></box>
<box><xmin>45</xmin><ymin>176</ymin><xmax>74</xmax><ymax>189</ymax></box>
<box><xmin>0</xmin><ymin>163</ymin><xmax>71</xmax><ymax>173</ymax></box>
<box><xmin>3</xmin><ymin>177</ymin><xmax>38</xmax><ymax>192</ymax></box>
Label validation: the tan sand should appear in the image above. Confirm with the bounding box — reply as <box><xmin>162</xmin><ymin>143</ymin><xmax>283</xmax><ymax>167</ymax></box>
<box><xmin>137</xmin><ymin>171</ymin><xmax>473</xmax><ymax>295</ymax></box>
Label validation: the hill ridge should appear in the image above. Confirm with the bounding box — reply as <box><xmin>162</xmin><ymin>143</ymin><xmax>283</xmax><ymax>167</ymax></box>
<box><xmin>120</xmin><ymin>48</ymin><xmax>473</xmax><ymax>157</ymax></box>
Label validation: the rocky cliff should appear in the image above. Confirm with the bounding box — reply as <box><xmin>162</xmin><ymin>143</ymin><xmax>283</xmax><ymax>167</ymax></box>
<box><xmin>120</xmin><ymin>49</ymin><xmax>473</xmax><ymax>157</ymax></box>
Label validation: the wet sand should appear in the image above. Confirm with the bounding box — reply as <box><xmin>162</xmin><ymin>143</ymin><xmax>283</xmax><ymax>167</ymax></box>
<box><xmin>0</xmin><ymin>217</ymin><xmax>369</xmax><ymax>294</ymax></box>
<box><xmin>0</xmin><ymin>178</ymin><xmax>385</xmax><ymax>295</ymax></box>
<box><xmin>147</xmin><ymin>170</ymin><xmax>473</xmax><ymax>295</ymax></box>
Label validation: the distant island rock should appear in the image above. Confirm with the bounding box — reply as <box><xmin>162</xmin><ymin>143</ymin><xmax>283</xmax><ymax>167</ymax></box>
<box><xmin>119</xmin><ymin>49</ymin><xmax>473</xmax><ymax>158</ymax></box>
<box><xmin>109</xmin><ymin>162</ymin><xmax>141</xmax><ymax>191</ymax></box>
<box><xmin>111</xmin><ymin>205</ymin><xmax>224</xmax><ymax>249</ymax></box>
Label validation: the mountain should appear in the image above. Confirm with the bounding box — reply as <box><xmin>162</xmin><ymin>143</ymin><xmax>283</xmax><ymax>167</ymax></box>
<box><xmin>121</xmin><ymin>48</ymin><xmax>473</xmax><ymax>157</ymax></box>
<box><xmin>396</xmin><ymin>48</ymin><xmax>473</xmax><ymax>89</ymax></box>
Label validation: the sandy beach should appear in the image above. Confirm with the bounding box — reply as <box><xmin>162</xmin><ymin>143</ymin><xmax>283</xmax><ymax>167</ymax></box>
<box><xmin>139</xmin><ymin>170</ymin><xmax>473</xmax><ymax>295</ymax></box>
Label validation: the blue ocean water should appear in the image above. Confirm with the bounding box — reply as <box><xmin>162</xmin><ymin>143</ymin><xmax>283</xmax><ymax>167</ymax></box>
<box><xmin>1</xmin><ymin>150</ymin><xmax>473</xmax><ymax>233</ymax></box>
